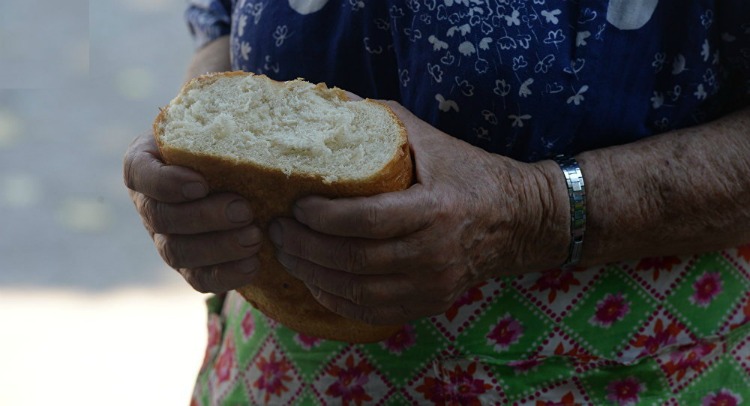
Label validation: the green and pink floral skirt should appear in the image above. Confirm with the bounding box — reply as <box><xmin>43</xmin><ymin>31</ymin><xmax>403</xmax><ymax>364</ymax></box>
<box><xmin>191</xmin><ymin>245</ymin><xmax>750</xmax><ymax>405</ymax></box>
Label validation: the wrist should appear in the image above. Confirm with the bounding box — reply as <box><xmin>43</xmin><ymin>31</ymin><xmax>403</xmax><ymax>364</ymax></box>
<box><xmin>483</xmin><ymin>154</ymin><xmax>570</xmax><ymax>274</ymax></box>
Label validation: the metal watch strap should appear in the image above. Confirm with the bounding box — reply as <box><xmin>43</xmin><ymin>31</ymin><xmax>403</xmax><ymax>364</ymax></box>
<box><xmin>554</xmin><ymin>155</ymin><xmax>586</xmax><ymax>267</ymax></box>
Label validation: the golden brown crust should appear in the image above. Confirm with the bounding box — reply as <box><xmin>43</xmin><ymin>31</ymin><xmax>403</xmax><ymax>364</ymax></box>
<box><xmin>153</xmin><ymin>72</ymin><xmax>413</xmax><ymax>343</ymax></box>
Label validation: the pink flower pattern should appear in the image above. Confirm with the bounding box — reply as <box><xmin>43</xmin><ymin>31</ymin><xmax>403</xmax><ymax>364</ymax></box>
<box><xmin>631</xmin><ymin>317</ymin><xmax>686</xmax><ymax>358</ymax></box>
<box><xmin>241</xmin><ymin>311</ymin><xmax>255</xmax><ymax>339</ymax></box>
<box><xmin>636</xmin><ymin>256</ymin><xmax>682</xmax><ymax>281</ymax></box>
<box><xmin>702</xmin><ymin>388</ymin><xmax>743</xmax><ymax>406</ymax></box>
<box><xmin>590</xmin><ymin>293</ymin><xmax>631</xmax><ymax>328</ymax></box>
<box><xmin>203</xmin><ymin>316</ymin><xmax>222</xmax><ymax>366</ymax></box>
<box><xmin>444</xmin><ymin>282</ymin><xmax>486</xmax><ymax>322</ymax></box>
<box><xmin>325</xmin><ymin>354</ymin><xmax>375</xmax><ymax>406</ymax></box>
<box><xmin>606</xmin><ymin>377</ymin><xmax>646</xmax><ymax>406</ymax></box>
<box><xmin>415</xmin><ymin>361</ymin><xmax>492</xmax><ymax>406</ymax></box>
<box><xmin>213</xmin><ymin>338</ymin><xmax>235</xmax><ymax>385</ymax></box>
<box><xmin>381</xmin><ymin>324</ymin><xmax>417</xmax><ymax>354</ymax></box>
<box><xmin>529</xmin><ymin>269</ymin><xmax>581</xmax><ymax>303</ymax></box>
<box><xmin>662</xmin><ymin>341</ymin><xmax>717</xmax><ymax>382</ymax></box>
<box><xmin>487</xmin><ymin>313</ymin><xmax>524</xmax><ymax>351</ymax></box>
<box><xmin>690</xmin><ymin>272</ymin><xmax>723</xmax><ymax>308</ymax></box>
<box><xmin>253</xmin><ymin>350</ymin><xmax>294</xmax><ymax>403</ymax></box>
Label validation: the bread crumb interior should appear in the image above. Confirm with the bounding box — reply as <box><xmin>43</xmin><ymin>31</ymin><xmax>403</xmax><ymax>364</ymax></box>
<box><xmin>161</xmin><ymin>75</ymin><xmax>402</xmax><ymax>183</ymax></box>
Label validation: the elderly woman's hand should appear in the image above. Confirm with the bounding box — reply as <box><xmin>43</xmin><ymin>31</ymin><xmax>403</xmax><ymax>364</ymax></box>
<box><xmin>123</xmin><ymin>132</ymin><xmax>263</xmax><ymax>293</ymax></box>
<box><xmin>270</xmin><ymin>101</ymin><xmax>570</xmax><ymax>325</ymax></box>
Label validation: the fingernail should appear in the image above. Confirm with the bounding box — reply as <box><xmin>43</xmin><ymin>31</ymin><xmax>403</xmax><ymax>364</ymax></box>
<box><xmin>227</xmin><ymin>200</ymin><xmax>252</xmax><ymax>223</ymax></box>
<box><xmin>237</xmin><ymin>227</ymin><xmax>261</xmax><ymax>247</ymax></box>
<box><xmin>182</xmin><ymin>182</ymin><xmax>208</xmax><ymax>199</ymax></box>
<box><xmin>269</xmin><ymin>221</ymin><xmax>282</xmax><ymax>247</ymax></box>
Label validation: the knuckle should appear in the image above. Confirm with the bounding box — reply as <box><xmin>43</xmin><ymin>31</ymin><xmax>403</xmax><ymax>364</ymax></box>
<box><xmin>201</xmin><ymin>266</ymin><xmax>225</xmax><ymax>293</ymax></box>
<box><xmin>139</xmin><ymin>198</ymin><xmax>164</xmax><ymax>233</ymax></box>
<box><xmin>157</xmin><ymin>235</ymin><xmax>187</xmax><ymax>268</ymax></box>
<box><xmin>338</xmin><ymin>242</ymin><xmax>367</xmax><ymax>272</ymax></box>
<box><xmin>153</xmin><ymin>200</ymin><xmax>174</xmax><ymax>233</ymax></box>
<box><xmin>361</xmin><ymin>202</ymin><xmax>382</xmax><ymax>235</ymax></box>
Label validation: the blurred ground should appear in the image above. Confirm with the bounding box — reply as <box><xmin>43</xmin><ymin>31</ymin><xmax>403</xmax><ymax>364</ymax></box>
<box><xmin>0</xmin><ymin>0</ymin><xmax>210</xmax><ymax>404</ymax></box>
<box><xmin>0</xmin><ymin>289</ymin><xmax>207</xmax><ymax>405</ymax></box>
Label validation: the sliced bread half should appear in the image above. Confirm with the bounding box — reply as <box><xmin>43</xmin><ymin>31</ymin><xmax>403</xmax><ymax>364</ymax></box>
<box><xmin>153</xmin><ymin>72</ymin><xmax>413</xmax><ymax>342</ymax></box>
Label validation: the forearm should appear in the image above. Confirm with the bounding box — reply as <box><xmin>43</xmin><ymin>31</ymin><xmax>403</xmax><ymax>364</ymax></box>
<box><xmin>184</xmin><ymin>36</ymin><xmax>231</xmax><ymax>81</ymax></box>
<box><xmin>537</xmin><ymin>106</ymin><xmax>750</xmax><ymax>267</ymax></box>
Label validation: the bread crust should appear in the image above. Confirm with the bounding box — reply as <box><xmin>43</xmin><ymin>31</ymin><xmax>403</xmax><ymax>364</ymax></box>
<box><xmin>153</xmin><ymin>72</ymin><xmax>413</xmax><ymax>343</ymax></box>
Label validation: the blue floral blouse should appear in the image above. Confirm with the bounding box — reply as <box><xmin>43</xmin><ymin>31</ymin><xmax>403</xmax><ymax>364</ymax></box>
<box><xmin>182</xmin><ymin>3</ymin><xmax>750</xmax><ymax>405</ymax></box>
<box><xmin>186</xmin><ymin>0</ymin><xmax>749</xmax><ymax>162</ymax></box>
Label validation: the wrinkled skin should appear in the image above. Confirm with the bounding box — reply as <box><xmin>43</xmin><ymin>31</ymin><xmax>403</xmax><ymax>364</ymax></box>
<box><xmin>124</xmin><ymin>133</ymin><xmax>264</xmax><ymax>293</ymax></box>
<box><xmin>123</xmin><ymin>100</ymin><xmax>568</xmax><ymax>324</ymax></box>
<box><xmin>268</xmin><ymin>101</ymin><xmax>568</xmax><ymax>324</ymax></box>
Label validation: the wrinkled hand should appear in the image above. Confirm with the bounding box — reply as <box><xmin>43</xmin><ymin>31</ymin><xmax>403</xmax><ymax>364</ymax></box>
<box><xmin>270</xmin><ymin>101</ymin><xmax>568</xmax><ymax>325</ymax></box>
<box><xmin>123</xmin><ymin>133</ymin><xmax>263</xmax><ymax>293</ymax></box>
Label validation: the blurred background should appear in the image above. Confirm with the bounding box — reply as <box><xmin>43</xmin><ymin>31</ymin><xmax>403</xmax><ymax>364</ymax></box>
<box><xmin>1</xmin><ymin>0</ymin><xmax>210</xmax><ymax>404</ymax></box>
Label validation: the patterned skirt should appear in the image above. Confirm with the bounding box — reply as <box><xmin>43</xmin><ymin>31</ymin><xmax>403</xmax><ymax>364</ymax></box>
<box><xmin>191</xmin><ymin>246</ymin><xmax>750</xmax><ymax>405</ymax></box>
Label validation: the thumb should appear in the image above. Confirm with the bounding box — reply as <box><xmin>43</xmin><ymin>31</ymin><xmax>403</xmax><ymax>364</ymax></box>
<box><xmin>293</xmin><ymin>184</ymin><xmax>431</xmax><ymax>239</ymax></box>
<box><xmin>376</xmin><ymin>99</ymin><xmax>448</xmax><ymax>153</ymax></box>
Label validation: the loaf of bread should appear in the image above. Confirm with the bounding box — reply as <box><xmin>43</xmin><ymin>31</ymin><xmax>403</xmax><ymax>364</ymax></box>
<box><xmin>153</xmin><ymin>72</ymin><xmax>413</xmax><ymax>343</ymax></box>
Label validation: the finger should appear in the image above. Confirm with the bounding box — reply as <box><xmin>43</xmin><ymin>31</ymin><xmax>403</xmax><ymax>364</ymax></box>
<box><xmin>378</xmin><ymin>100</ymin><xmax>440</xmax><ymax>151</ymax></box>
<box><xmin>277</xmin><ymin>251</ymin><xmax>421</xmax><ymax>306</ymax></box>
<box><xmin>133</xmin><ymin>191</ymin><xmax>253</xmax><ymax>234</ymax></box>
<box><xmin>270</xmin><ymin>218</ymin><xmax>421</xmax><ymax>274</ymax></box>
<box><xmin>179</xmin><ymin>257</ymin><xmax>261</xmax><ymax>294</ymax></box>
<box><xmin>154</xmin><ymin>226</ymin><xmax>262</xmax><ymax>269</ymax></box>
<box><xmin>279</xmin><ymin>251</ymin><xmax>459</xmax><ymax>310</ymax></box>
<box><xmin>123</xmin><ymin>132</ymin><xmax>208</xmax><ymax>203</ymax></box>
<box><xmin>378</xmin><ymin>100</ymin><xmax>453</xmax><ymax>185</ymax></box>
<box><xmin>309</xmin><ymin>288</ymin><xmax>439</xmax><ymax>325</ymax></box>
<box><xmin>292</xmin><ymin>185</ymin><xmax>433</xmax><ymax>239</ymax></box>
